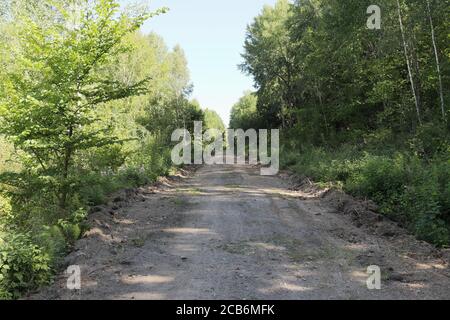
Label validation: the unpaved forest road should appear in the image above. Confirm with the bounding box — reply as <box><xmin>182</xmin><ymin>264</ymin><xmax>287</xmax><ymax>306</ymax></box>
<box><xmin>32</xmin><ymin>164</ymin><xmax>450</xmax><ymax>300</ymax></box>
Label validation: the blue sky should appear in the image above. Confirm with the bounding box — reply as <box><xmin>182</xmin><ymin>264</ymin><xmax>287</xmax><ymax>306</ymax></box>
<box><xmin>125</xmin><ymin>0</ymin><xmax>278</xmax><ymax>125</ymax></box>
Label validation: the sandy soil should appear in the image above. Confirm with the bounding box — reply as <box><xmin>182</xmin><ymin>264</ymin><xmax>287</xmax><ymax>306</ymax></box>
<box><xmin>29</xmin><ymin>164</ymin><xmax>450</xmax><ymax>300</ymax></box>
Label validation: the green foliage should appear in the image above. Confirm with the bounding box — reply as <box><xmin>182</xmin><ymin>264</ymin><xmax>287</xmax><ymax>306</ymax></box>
<box><xmin>345</xmin><ymin>154</ymin><xmax>408</xmax><ymax>207</ymax></box>
<box><xmin>0</xmin><ymin>231</ymin><xmax>52</xmax><ymax>299</ymax></box>
<box><xmin>229</xmin><ymin>92</ymin><xmax>260</xmax><ymax>130</ymax></box>
<box><xmin>346</xmin><ymin>153</ymin><xmax>449</xmax><ymax>245</ymax></box>
<box><xmin>240</xmin><ymin>0</ymin><xmax>449</xmax><ymax>132</ymax></box>
<box><xmin>239</xmin><ymin>0</ymin><xmax>450</xmax><ymax>246</ymax></box>
<box><xmin>240</xmin><ymin>0</ymin><xmax>294</xmax><ymax>128</ymax></box>
<box><xmin>283</xmin><ymin>143</ymin><xmax>450</xmax><ymax>246</ymax></box>
<box><xmin>204</xmin><ymin>109</ymin><xmax>225</xmax><ymax>131</ymax></box>
<box><xmin>0</xmin><ymin>0</ymin><xmax>165</xmax><ymax>213</ymax></box>
<box><xmin>0</xmin><ymin>0</ymin><xmax>204</xmax><ymax>299</ymax></box>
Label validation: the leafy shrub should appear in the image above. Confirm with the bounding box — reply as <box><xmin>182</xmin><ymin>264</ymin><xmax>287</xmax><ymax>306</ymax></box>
<box><xmin>0</xmin><ymin>231</ymin><xmax>52</xmax><ymax>299</ymax></box>
<box><xmin>34</xmin><ymin>226</ymin><xmax>68</xmax><ymax>267</ymax></box>
<box><xmin>283</xmin><ymin>141</ymin><xmax>450</xmax><ymax>246</ymax></box>
<box><xmin>406</xmin><ymin>160</ymin><xmax>450</xmax><ymax>246</ymax></box>
<box><xmin>432</xmin><ymin>155</ymin><xmax>450</xmax><ymax>223</ymax></box>
<box><xmin>409</xmin><ymin>123</ymin><xmax>449</xmax><ymax>158</ymax></box>
<box><xmin>120</xmin><ymin>168</ymin><xmax>151</xmax><ymax>187</ymax></box>
<box><xmin>345</xmin><ymin>154</ymin><xmax>407</xmax><ymax>215</ymax></box>
<box><xmin>0</xmin><ymin>195</ymin><xmax>12</xmax><ymax>223</ymax></box>
<box><xmin>57</xmin><ymin>208</ymin><xmax>88</xmax><ymax>246</ymax></box>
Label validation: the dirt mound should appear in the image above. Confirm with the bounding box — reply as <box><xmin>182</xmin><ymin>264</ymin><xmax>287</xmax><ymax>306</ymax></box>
<box><xmin>64</xmin><ymin>166</ymin><xmax>200</xmax><ymax>268</ymax></box>
<box><xmin>282</xmin><ymin>172</ymin><xmax>447</xmax><ymax>265</ymax></box>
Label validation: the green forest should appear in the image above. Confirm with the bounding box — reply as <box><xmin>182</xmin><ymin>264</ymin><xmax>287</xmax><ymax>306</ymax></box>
<box><xmin>0</xmin><ymin>0</ymin><xmax>223</xmax><ymax>299</ymax></box>
<box><xmin>231</xmin><ymin>0</ymin><xmax>449</xmax><ymax>246</ymax></box>
<box><xmin>0</xmin><ymin>0</ymin><xmax>449</xmax><ymax>300</ymax></box>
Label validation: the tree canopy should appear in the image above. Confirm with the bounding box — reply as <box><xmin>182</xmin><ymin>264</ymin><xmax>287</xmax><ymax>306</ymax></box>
<box><xmin>235</xmin><ymin>0</ymin><xmax>449</xmax><ymax>246</ymax></box>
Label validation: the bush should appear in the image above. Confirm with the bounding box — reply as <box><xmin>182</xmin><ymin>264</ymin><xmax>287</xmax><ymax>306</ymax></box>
<box><xmin>282</xmin><ymin>141</ymin><xmax>450</xmax><ymax>247</ymax></box>
<box><xmin>345</xmin><ymin>154</ymin><xmax>407</xmax><ymax>216</ymax></box>
<box><xmin>409</xmin><ymin>123</ymin><xmax>449</xmax><ymax>158</ymax></box>
<box><xmin>0</xmin><ymin>231</ymin><xmax>52</xmax><ymax>299</ymax></box>
<box><xmin>34</xmin><ymin>226</ymin><xmax>68</xmax><ymax>267</ymax></box>
<box><xmin>57</xmin><ymin>208</ymin><xmax>88</xmax><ymax>246</ymax></box>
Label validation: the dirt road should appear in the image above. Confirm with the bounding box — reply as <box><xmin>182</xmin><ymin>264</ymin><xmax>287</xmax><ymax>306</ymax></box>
<box><xmin>32</xmin><ymin>164</ymin><xmax>450</xmax><ymax>299</ymax></box>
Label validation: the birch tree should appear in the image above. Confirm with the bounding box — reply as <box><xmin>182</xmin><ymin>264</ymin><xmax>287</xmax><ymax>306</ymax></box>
<box><xmin>396</xmin><ymin>0</ymin><xmax>422</xmax><ymax>126</ymax></box>
<box><xmin>426</xmin><ymin>0</ymin><xmax>446</xmax><ymax>121</ymax></box>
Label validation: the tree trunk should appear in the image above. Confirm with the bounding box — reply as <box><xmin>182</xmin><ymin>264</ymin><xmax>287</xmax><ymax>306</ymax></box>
<box><xmin>426</xmin><ymin>0</ymin><xmax>446</xmax><ymax>121</ymax></box>
<box><xmin>59</xmin><ymin>125</ymin><xmax>73</xmax><ymax>213</ymax></box>
<box><xmin>396</xmin><ymin>0</ymin><xmax>422</xmax><ymax>126</ymax></box>
<box><xmin>315</xmin><ymin>83</ymin><xmax>329</xmax><ymax>138</ymax></box>
<box><xmin>410</xmin><ymin>34</ymin><xmax>422</xmax><ymax>113</ymax></box>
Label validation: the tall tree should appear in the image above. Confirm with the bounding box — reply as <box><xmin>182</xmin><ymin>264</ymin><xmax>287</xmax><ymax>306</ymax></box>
<box><xmin>396</xmin><ymin>0</ymin><xmax>422</xmax><ymax>126</ymax></box>
<box><xmin>204</xmin><ymin>109</ymin><xmax>225</xmax><ymax>132</ymax></box>
<box><xmin>240</xmin><ymin>0</ymin><xmax>295</xmax><ymax>128</ymax></box>
<box><xmin>426</xmin><ymin>0</ymin><xmax>446</xmax><ymax>121</ymax></box>
<box><xmin>0</xmin><ymin>0</ymin><xmax>165</xmax><ymax>211</ymax></box>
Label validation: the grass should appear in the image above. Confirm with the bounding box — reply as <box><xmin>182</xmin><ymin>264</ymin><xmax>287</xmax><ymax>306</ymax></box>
<box><xmin>130</xmin><ymin>236</ymin><xmax>147</xmax><ymax>248</ymax></box>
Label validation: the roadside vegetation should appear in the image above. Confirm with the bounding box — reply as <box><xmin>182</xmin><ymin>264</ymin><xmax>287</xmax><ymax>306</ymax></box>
<box><xmin>231</xmin><ymin>0</ymin><xmax>449</xmax><ymax>246</ymax></box>
<box><xmin>0</xmin><ymin>0</ymin><xmax>217</xmax><ymax>299</ymax></box>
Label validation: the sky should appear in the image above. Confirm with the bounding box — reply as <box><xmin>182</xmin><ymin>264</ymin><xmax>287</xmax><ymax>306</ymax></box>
<box><xmin>124</xmin><ymin>0</ymin><xmax>278</xmax><ymax>126</ymax></box>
